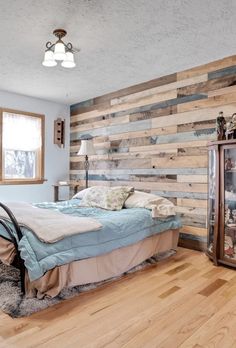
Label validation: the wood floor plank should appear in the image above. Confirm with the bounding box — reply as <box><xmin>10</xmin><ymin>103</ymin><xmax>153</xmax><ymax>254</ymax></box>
<box><xmin>198</xmin><ymin>279</ymin><xmax>227</xmax><ymax>297</ymax></box>
<box><xmin>159</xmin><ymin>285</ymin><xmax>181</xmax><ymax>299</ymax></box>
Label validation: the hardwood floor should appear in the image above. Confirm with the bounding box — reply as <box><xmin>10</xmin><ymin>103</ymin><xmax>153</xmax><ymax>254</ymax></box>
<box><xmin>1</xmin><ymin>247</ymin><xmax>236</xmax><ymax>348</ymax></box>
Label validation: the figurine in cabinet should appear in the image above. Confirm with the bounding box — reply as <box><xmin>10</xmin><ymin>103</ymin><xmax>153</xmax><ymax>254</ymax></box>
<box><xmin>216</xmin><ymin>111</ymin><xmax>226</xmax><ymax>140</ymax></box>
<box><xmin>225</xmin><ymin>158</ymin><xmax>233</xmax><ymax>171</ymax></box>
<box><xmin>224</xmin><ymin>235</ymin><xmax>234</xmax><ymax>257</ymax></box>
<box><xmin>226</xmin><ymin>113</ymin><xmax>236</xmax><ymax>140</ymax></box>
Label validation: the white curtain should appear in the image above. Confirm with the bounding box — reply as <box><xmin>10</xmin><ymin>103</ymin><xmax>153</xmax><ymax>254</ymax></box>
<box><xmin>2</xmin><ymin>112</ymin><xmax>42</xmax><ymax>151</ymax></box>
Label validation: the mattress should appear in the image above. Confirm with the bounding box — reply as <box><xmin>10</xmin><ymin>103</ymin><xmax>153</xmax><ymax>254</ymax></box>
<box><xmin>0</xmin><ymin>199</ymin><xmax>181</xmax><ymax>281</ymax></box>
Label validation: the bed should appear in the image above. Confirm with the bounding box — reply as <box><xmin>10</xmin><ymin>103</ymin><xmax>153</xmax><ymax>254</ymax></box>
<box><xmin>0</xmin><ymin>190</ymin><xmax>181</xmax><ymax>299</ymax></box>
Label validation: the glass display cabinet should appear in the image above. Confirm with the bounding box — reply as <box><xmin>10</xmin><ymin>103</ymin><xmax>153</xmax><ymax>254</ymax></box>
<box><xmin>207</xmin><ymin>140</ymin><xmax>236</xmax><ymax>267</ymax></box>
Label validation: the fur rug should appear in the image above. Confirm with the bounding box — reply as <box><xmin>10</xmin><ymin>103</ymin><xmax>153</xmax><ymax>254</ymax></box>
<box><xmin>0</xmin><ymin>250</ymin><xmax>175</xmax><ymax>318</ymax></box>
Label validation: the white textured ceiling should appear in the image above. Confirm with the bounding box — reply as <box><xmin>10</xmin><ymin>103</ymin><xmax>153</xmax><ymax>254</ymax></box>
<box><xmin>0</xmin><ymin>0</ymin><xmax>235</xmax><ymax>105</ymax></box>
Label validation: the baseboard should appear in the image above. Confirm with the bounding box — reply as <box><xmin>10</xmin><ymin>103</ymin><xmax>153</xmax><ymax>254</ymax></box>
<box><xmin>178</xmin><ymin>237</ymin><xmax>207</xmax><ymax>252</ymax></box>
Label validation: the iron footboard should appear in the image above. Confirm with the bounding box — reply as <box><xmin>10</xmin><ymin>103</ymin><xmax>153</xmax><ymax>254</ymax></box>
<box><xmin>0</xmin><ymin>203</ymin><xmax>25</xmax><ymax>294</ymax></box>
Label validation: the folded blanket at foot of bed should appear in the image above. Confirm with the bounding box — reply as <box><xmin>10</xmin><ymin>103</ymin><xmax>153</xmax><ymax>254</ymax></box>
<box><xmin>0</xmin><ymin>202</ymin><xmax>102</xmax><ymax>243</ymax></box>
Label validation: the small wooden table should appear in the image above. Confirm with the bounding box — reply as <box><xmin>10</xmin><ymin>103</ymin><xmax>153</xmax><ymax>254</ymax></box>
<box><xmin>52</xmin><ymin>183</ymin><xmax>79</xmax><ymax>202</ymax></box>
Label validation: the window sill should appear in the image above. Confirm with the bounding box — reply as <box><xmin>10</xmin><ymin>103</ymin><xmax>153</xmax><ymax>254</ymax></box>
<box><xmin>0</xmin><ymin>179</ymin><xmax>47</xmax><ymax>185</ymax></box>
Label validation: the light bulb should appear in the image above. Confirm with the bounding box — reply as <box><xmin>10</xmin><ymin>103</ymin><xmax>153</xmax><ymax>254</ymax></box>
<box><xmin>61</xmin><ymin>51</ymin><xmax>76</xmax><ymax>68</ymax></box>
<box><xmin>54</xmin><ymin>42</ymin><xmax>66</xmax><ymax>61</ymax></box>
<box><xmin>42</xmin><ymin>50</ymin><xmax>57</xmax><ymax>67</ymax></box>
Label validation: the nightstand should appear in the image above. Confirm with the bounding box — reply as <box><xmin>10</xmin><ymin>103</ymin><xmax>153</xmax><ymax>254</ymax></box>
<box><xmin>52</xmin><ymin>183</ymin><xmax>79</xmax><ymax>202</ymax></box>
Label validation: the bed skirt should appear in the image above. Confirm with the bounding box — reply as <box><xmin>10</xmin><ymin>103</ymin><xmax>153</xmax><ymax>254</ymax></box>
<box><xmin>0</xmin><ymin>229</ymin><xmax>179</xmax><ymax>298</ymax></box>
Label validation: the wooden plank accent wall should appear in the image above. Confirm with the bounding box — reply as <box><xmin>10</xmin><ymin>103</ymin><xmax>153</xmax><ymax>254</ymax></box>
<box><xmin>70</xmin><ymin>55</ymin><xmax>236</xmax><ymax>251</ymax></box>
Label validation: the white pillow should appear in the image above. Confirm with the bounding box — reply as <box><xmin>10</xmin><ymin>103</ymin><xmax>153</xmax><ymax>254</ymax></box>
<box><xmin>124</xmin><ymin>191</ymin><xmax>175</xmax><ymax>217</ymax></box>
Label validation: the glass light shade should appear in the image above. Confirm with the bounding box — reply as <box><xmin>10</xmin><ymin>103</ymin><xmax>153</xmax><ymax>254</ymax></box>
<box><xmin>42</xmin><ymin>50</ymin><xmax>57</xmax><ymax>67</ymax></box>
<box><xmin>54</xmin><ymin>42</ymin><xmax>66</xmax><ymax>60</ymax></box>
<box><xmin>77</xmin><ymin>139</ymin><xmax>96</xmax><ymax>156</ymax></box>
<box><xmin>61</xmin><ymin>51</ymin><xmax>76</xmax><ymax>68</ymax></box>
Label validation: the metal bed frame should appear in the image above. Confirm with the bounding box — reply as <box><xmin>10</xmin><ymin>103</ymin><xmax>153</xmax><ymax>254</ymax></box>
<box><xmin>0</xmin><ymin>203</ymin><xmax>25</xmax><ymax>294</ymax></box>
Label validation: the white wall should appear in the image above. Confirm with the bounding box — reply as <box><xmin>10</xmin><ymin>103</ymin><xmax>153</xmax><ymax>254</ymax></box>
<box><xmin>0</xmin><ymin>90</ymin><xmax>70</xmax><ymax>202</ymax></box>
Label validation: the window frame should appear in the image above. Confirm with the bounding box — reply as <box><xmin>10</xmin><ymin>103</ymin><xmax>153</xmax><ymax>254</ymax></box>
<box><xmin>0</xmin><ymin>108</ymin><xmax>45</xmax><ymax>185</ymax></box>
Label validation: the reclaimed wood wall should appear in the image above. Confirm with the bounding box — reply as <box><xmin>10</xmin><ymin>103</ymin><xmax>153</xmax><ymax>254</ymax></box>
<box><xmin>70</xmin><ymin>55</ymin><xmax>236</xmax><ymax>250</ymax></box>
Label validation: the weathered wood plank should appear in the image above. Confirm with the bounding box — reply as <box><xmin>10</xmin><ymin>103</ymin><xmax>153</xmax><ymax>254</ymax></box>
<box><xmin>70</xmin><ymin>154</ymin><xmax>109</xmax><ymax>162</ymax></box>
<box><xmin>108</xmin><ymin>129</ymin><xmax>213</xmax><ymax>149</ymax></box>
<box><xmin>177</xmin><ymin>55</ymin><xmax>236</xmax><ymax>80</ymax></box>
<box><xmin>70</xmin><ymin>158</ymin><xmax>152</xmax><ymax>170</ymax></box>
<box><xmin>129</xmin><ymin>140</ymin><xmax>209</xmax><ymax>153</ymax></box>
<box><xmin>70</xmin><ymin>119</ymin><xmax>151</xmax><ymax>140</ymax></box>
<box><xmin>151</xmin><ymin>191</ymin><xmax>207</xmax><ymax>199</ymax></box>
<box><xmin>129</xmin><ymin>105</ymin><xmax>177</xmax><ymax>122</ymax></box>
<box><xmin>71</xmin><ymin>115</ymin><xmax>130</xmax><ymax>134</ymax></box>
<box><xmin>69</xmin><ymin>168</ymin><xmax>207</xmax><ymax>176</ymax></box>
<box><xmin>110</xmin><ymin>89</ymin><xmax>178</xmax><ymax>111</ymax></box>
<box><xmin>177</xmin><ymin>147</ymin><xmax>208</xmax><ymax>156</ymax></box>
<box><xmin>180</xmin><ymin>215</ymin><xmax>207</xmax><ymax>228</ymax></box>
<box><xmin>177</xmin><ymin>175</ymin><xmax>208</xmax><ymax>183</ymax></box>
<box><xmin>180</xmin><ymin>225</ymin><xmax>207</xmax><ymax>237</ymax></box>
<box><xmin>177</xmin><ymin>198</ymin><xmax>207</xmax><ymax>208</ymax></box>
<box><xmin>111</xmin><ymin>74</ymin><xmax>208</xmax><ymax>106</ymax></box>
<box><xmin>152</xmin><ymin>103</ymin><xmax>236</xmax><ymax>128</ymax></box>
<box><xmin>70</xmin><ymin>73</ymin><xmax>178</xmax><ymax>116</ymax></box>
<box><xmin>93</xmin><ymin>73</ymin><xmax>178</xmax><ymax>105</ymax></box>
<box><xmin>70</xmin><ymin>98</ymin><xmax>114</xmax><ymax>117</ymax></box>
<box><xmin>108</xmin><ymin>126</ymin><xmax>177</xmax><ymax>141</ymax></box>
<box><xmin>70</xmin><ymin>105</ymin><xmax>176</xmax><ymax>128</ymax></box>
<box><xmin>178</xmin><ymin>92</ymin><xmax>236</xmax><ymax>113</ymax></box>
<box><xmin>70</xmin><ymin>112</ymin><xmax>113</xmax><ymax>128</ymax></box>
<box><xmin>70</xmin><ymin>98</ymin><xmax>95</xmax><ymax>116</ymax></box>
<box><xmin>208</xmin><ymin>65</ymin><xmax>236</xmax><ymax>80</ymax></box>
<box><xmin>208</xmin><ymin>85</ymin><xmax>236</xmax><ymax>98</ymax></box>
<box><xmin>70</xmin><ymin>93</ymin><xmax>208</xmax><ymax>124</ymax></box>
<box><xmin>70</xmin><ymin>149</ymin><xmax>179</xmax><ymax>161</ymax></box>
<box><xmin>150</xmin><ymin>129</ymin><xmax>215</xmax><ymax>145</ymax></box>
<box><xmin>76</xmin><ymin>179</ymin><xmax>207</xmax><ymax>193</ymax></box>
<box><xmin>177</xmin><ymin>74</ymin><xmax>236</xmax><ymax>98</ymax></box>
<box><xmin>177</xmin><ymin>120</ymin><xmax>215</xmax><ymax>133</ymax></box>
<box><xmin>82</xmin><ymin>173</ymin><xmax>177</xmax><ymax>183</ymax></box>
<box><xmin>151</xmin><ymin>156</ymin><xmax>207</xmax><ymax>169</ymax></box>
<box><xmin>175</xmin><ymin>206</ymin><xmax>207</xmax><ymax>217</ymax></box>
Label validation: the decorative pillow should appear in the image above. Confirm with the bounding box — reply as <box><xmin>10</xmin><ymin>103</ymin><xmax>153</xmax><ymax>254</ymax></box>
<box><xmin>80</xmin><ymin>186</ymin><xmax>134</xmax><ymax>210</ymax></box>
<box><xmin>72</xmin><ymin>187</ymin><xmax>93</xmax><ymax>200</ymax></box>
<box><xmin>124</xmin><ymin>191</ymin><xmax>175</xmax><ymax>217</ymax></box>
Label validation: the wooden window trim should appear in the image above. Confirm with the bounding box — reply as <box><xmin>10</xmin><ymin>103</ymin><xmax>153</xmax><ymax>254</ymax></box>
<box><xmin>0</xmin><ymin>108</ymin><xmax>45</xmax><ymax>185</ymax></box>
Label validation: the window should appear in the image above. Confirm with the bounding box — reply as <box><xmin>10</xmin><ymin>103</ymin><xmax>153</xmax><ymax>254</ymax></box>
<box><xmin>0</xmin><ymin>109</ymin><xmax>45</xmax><ymax>184</ymax></box>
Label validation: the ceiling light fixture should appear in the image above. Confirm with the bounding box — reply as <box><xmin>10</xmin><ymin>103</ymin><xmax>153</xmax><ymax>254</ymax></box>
<box><xmin>42</xmin><ymin>29</ymin><xmax>77</xmax><ymax>68</ymax></box>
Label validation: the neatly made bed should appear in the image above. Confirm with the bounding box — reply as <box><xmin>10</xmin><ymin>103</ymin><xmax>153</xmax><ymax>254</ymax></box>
<box><xmin>0</xmin><ymin>197</ymin><xmax>181</xmax><ymax>298</ymax></box>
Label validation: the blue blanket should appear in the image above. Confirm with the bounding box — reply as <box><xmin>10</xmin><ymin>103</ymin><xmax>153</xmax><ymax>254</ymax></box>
<box><xmin>0</xmin><ymin>199</ymin><xmax>181</xmax><ymax>281</ymax></box>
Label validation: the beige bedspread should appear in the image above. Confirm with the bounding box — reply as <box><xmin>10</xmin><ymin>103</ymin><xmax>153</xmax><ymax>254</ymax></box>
<box><xmin>0</xmin><ymin>229</ymin><xmax>179</xmax><ymax>298</ymax></box>
<box><xmin>0</xmin><ymin>202</ymin><xmax>102</xmax><ymax>243</ymax></box>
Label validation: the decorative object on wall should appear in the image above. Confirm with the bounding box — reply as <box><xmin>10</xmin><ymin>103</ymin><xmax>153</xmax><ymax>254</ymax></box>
<box><xmin>54</xmin><ymin>118</ymin><xmax>65</xmax><ymax>148</ymax></box>
<box><xmin>77</xmin><ymin>135</ymin><xmax>96</xmax><ymax>188</ymax></box>
<box><xmin>42</xmin><ymin>29</ymin><xmax>78</xmax><ymax>68</ymax></box>
<box><xmin>70</xmin><ymin>54</ymin><xmax>236</xmax><ymax>251</ymax></box>
<box><xmin>226</xmin><ymin>113</ymin><xmax>236</xmax><ymax>140</ymax></box>
<box><xmin>216</xmin><ymin>111</ymin><xmax>226</xmax><ymax>140</ymax></box>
